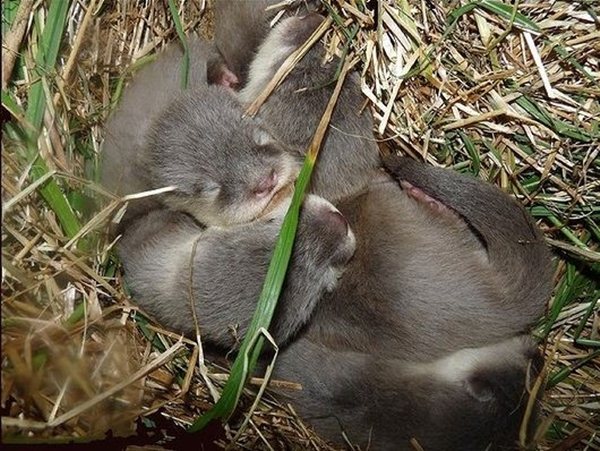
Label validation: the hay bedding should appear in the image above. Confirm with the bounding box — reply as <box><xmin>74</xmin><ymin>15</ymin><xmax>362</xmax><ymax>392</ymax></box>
<box><xmin>1</xmin><ymin>0</ymin><xmax>598</xmax><ymax>449</ymax></box>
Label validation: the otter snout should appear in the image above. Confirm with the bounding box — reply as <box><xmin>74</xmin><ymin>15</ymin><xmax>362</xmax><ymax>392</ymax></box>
<box><xmin>255</xmin><ymin>169</ymin><xmax>278</xmax><ymax>198</ymax></box>
<box><xmin>304</xmin><ymin>195</ymin><xmax>356</xmax><ymax>265</ymax></box>
<box><xmin>328</xmin><ymin>210</ymin><xmax>349</xmax><ymax>236</ymax></box>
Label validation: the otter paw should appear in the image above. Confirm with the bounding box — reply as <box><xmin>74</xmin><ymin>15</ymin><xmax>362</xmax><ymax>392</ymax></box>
<box><xmin>400</xmin><ymin>180</ymin><xmax>458</xmax><ymax>219</ymax></box>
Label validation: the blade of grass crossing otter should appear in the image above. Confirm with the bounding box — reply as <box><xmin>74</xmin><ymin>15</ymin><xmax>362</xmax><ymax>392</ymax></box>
<box><xmin>167</xmin><ymin>0</ymin><xmax>189</xmax><ymax>89</ymax></box>
<box><xmin>189</xmin><ymin>60</ymin><xmax>352</xmax><ymax>433</ymax></box>
<box><xmin>110</xmin><ymin>54</ymin><xmax>158</xmax><ymax>110</ymax></box>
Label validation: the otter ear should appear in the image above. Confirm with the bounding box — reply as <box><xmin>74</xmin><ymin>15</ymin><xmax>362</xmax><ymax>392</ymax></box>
<box><xmin>213</xmin><ymin>64</ymin><xmax>239</xmax><ymax>89</ymax></box>
<box><xmin>464</xmin><ymin>374</ymin><xmax>496</xmax><ymax>402</ymax></box>
<box><xmin>207</xmin><ymin>54</ymin><xmax>239</xmax><ymax>90</ymax></box>
<box><xmin>252</xmin><ymin>127</ymin><xmax>275</xmax><ymax>146</ymax></box>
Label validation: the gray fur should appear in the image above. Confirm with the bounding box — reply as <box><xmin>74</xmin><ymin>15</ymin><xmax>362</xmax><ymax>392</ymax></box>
<box><xmin>383</xmin><ymin>155</ymin><xmax>555</xmax><ymax>332</ymax></box>
<box><xmin>118</xmin><ymin>195</ymin><xmax>355</xmax><ymax>348</ymax></box>
<box><xmin>234</xmin><ymin>14</ymin><xmax>382</xmax><ymax>203</ymax></box>
<box><xmin>141</xmin><ymin>88</ymin><xmax>298</xmax><ymax>227</ymax></box>
<box><xmin>101</xmin><ymin>37</ymin><xmax>298</xmax><ymax>229</ymax></box>
<box><xmin>101</xmin><ymin>37</ymin><xmax>222</xmax><ymax>213</ymax></box>
<box><xmin>117</xmin><ymin>160</ymin><xmax>551</xmax><ymax>448</ymax></box>
<box><xmin>114</xmin><ymin>8</ymin><xmax>553</xmax><ymax>449</ymax></box>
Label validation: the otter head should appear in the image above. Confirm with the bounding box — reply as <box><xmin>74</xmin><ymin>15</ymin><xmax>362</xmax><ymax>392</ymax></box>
<box><xmin>147</xmin><ymin>86</ymin><xmax>299</xmax><ymax>226</ymax></box>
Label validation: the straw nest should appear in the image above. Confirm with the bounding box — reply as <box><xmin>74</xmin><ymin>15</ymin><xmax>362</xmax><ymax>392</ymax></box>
<box><xmin>2</xmin><ymin>0</ymin><xmax>598</xmax><ymax>449</ymax></box>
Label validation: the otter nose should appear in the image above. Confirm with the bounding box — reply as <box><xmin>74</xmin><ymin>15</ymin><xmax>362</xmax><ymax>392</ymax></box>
<box><xmin>255</xmin><ymin>170</ymin><xmax>278</xmax><ymax>197</ymax></box>
<box><xmin>325</xmin><ymin>210</ymin><xmax>349</xmax><ymax>236</ymax></box>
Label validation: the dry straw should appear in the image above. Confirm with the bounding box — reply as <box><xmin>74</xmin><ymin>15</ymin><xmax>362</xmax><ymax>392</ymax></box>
<box><xmin>2</xmin><ymin>0</ymin><xmax>598</xmax><ymax>449</ymax></box>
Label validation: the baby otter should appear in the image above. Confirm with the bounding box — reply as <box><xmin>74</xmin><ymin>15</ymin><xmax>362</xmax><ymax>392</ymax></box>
<box><xmin>274</xmin><ymin>334</ymin><xmax>542</xmax><ymax>451</ymax></box>
<box><xmin>117</xmin><ymin>152</ymin><xmax>551</xmax><ymax>449</ymax></box>
<box><xmin>111</xmin><ymin>6</ymin><xmax>553</xmax><ymax>449</ymax></box>
<box><xmin>142</xmin><ymin>88</ymin><xmax>298</xmax><ymax>226</ymax></box>
<box><xmin>118</xmin><ymin>194</ymin><xmax>356</xmax><ymax>348</ymax></box>
<box><xmin>101</xmin><ymin>37</ymin><xmax>299</xmax><ymax>228</ymax></box>
<box><xmin>219</xmin><ymin>7</ymin><xmax>553</xmax><ymax>360</ymax></box>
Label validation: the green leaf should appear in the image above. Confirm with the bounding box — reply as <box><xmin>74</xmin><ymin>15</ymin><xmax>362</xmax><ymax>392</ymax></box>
<box><xmin>30</xmin><ymin>159</ymin><xmax>81</xmax><ymax>239</ymax></box>
<box><xmin>65</xmin><ymin>302</ymin><xmax>86</xmax><ymax>327</ymax></box>
<box><xmin>573</xmin><ymin>294</ymin><xmax>599</xmax><ymax>343</ymax></box>
<box><xmin>25</xmin><ymin>1</ymin><xmax>70</xmax><ymax>133</ymax></box>
<box><xmin>550</xmin><ymin>41</ymin><xmax>598</xmax><ymax>87</ymax></box>
<box><xmin>479</xmin><ymin>0</ymin><xmax>541</xmax><ymax>33</ymax></box>
<box><xmin>539</xmin><ymin>262</ymin><xmax>590</xmax><ymax>338</ymax></box>
<box><xmin>447</xmin><ymin>1</ymin><xmax>540</xmax><ymax>37</ymax></box>
<box><xmin>167</xmin><ymin>0</ymin><xmax>189</xmax><ymax>89</ymax></box>
<box><xmin>547</xmin><ymin>350</ymin><xmax>600</xmax><ymax>387</ymax></box>
<box><xmin>14</xmin><ymin>0</ymin><xmax>82</xmax><ymax>240</ymax></box>
<box><xmin>2</xmin><ymin>89</ymin><xmax>27</xmax><ymax>121</ymax></box>
<box><xmin>1</xmin><ymin>0</ymin><xmax>20</xmax><ymax>35</ymax></box>
<box><xmin>447</xmin><ymin>2</ymin><xmax>478</xmax><ymax>30</ymax></box>
<box><xmin>458</xmin><ymin>131</ymin><xmax>480</xmax><ymax>175</ymax></box>
<box><xmin>514</xmin><ymin>95</ymin><xmax>593</xmax><ymax>142</ymax></box>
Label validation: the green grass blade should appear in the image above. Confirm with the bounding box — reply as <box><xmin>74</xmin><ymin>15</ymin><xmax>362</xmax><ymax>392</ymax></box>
<box><xmin>30</xmin><ymin>161</ymin><xmax>81</xmax><ymax>239</ymax></box>
<box><xmin>539</xmin><ymin>262</ymin><xmax>590</xmax><ymax>338</ymax></box>
<box><xmin>189</xmin><ymin>61</ymin><xmax>352</xmax><ymax>433</ymax></box>
<box><xmin>550</xmin><ymin>41</ymin><xmax>598</xmax><ymax>87</ymax></box>
<box><xmin>110</xmin><ymin>54</ymin><xmax>157</xmax><ymax>110</ymax></box>
<box><xmin>479</xmin><ymin>0</ymin><xmax>541</xmax><ymax>33</ymax></box>
<box><xmin>188</xmin><ymin>138</ymin><xmax>314</xmax><ymax>433</ymax></box>
<box><xmin>573</xmin><ymin>294</ymin><xmax>599</xmax><ymax>342</ymax></box>
<box><xmin>25</xmin><ymin>0</ymin><xmax>70</xmax><ymax>133</ymax></box>
<box><xmin>446</xmin><ymin>1</ymin><xmax>539</xmax><ymax>39</ymax></box>
<box><xmin>514</xmin><ymin>95</ymin><xmax>593</xmax><ymax>142</ymax></box>
<box><xmin>3</xmin><ymin>103</ymin><xmax>81</xmax><ymax>240</ymax></box>
<box><xmin>547</xmin><ymin>350</ymin><xmax>600</xmax><ymax>387</ymax></box>
<box><xmin>11</xmin><ymin>0</ymin><xmax>82</xmax><ymax>240</ymax></box>
<box><xmin>2</xmin><ymin>0</ymin><xmax>20</xmax><ymax>36</ymax></box>
<box><xmin>447</xmin><ymin>2</ymin><xmax>477</xmax><ymax>31</ymax></box>
<box><xmin>458</xmin><ymin>131</ymin><xmax>480</xmax><ymax>175</ymax></box>
<box><xmin>167</xmin><ymin>0</ymin><xmax>189</xmax><ymax>89</ymax></box>
<box><xmin>2</xmin><ymin>89</ymin><xmax>29</xmax><ymax>127</ymax></box>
